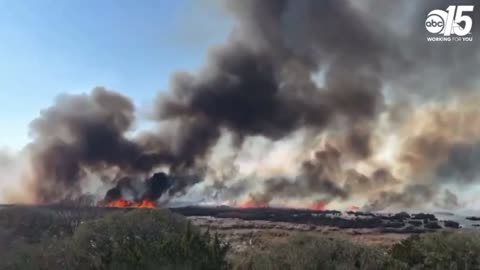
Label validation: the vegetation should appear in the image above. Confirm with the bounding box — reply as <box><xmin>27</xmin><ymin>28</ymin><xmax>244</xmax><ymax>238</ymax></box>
<box><xmin>1</xmin><ymin>205</ymin><xmax>480</xmax><ymax>270</ymax></box>
<box><xmin>233</xmin><ymin>231</ymin><xmax>480</xmax><ymax>270</ymax></box>
<box><xmin>0</xmin><ymin>207</ymin><xmax>229</xmax><ymax>270</ymax></box>
<box><xmin>232</xmin><ymin>234</ymin><xmax>404</xmax><ymax>270</ymax></box>
<box><xmin>391</xmin><ymin>231</ymin><xmax>480</xmax><ymax>269</ymax></box>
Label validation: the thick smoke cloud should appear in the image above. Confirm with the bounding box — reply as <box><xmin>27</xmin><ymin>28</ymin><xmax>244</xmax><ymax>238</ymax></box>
<box><xmin>153</xmin><ymin>0</ymin><xmax>389</xmax><ymax>164</ymax></box>
<box><xmin>27</xmin><ymin>88</ymin><xmax>174</xmax><ymax>202</ymax></box>
<box><xmin>11</xmin><ymin>0</ymin><xmax>480</xmax><ymax>211</ymax></box>
<box><xmin>104</xmin><ymin>172</ymin><xmax>174</xmax><ymax>203</ymax></box>
<box><xmin>212</xmin><ymin>144</ymin><xmax>400</xmax><ymax>207</ymax></box>
<box><xmin>437</xmin><ymin>143</ymin><xmax>480</xmax><ymax>183</ymax></box>
<box><xmin>0</xmin><ymin>150</ymin><xmax>29</xmax><ymax>202</ymax></box>
<box><xmin>365</xmin><ymin>184</ymin><xmax>436</xmax><ymax>211</ymax></box>
<box><xmin>437</xmin><ymin>189</ymin><xmax>460</xmax><ymax>209</ymax></box>
<box><xmin>259</xmin><ymin>146</ymin><xmax>349</xmax><ymax>202</ymax></box>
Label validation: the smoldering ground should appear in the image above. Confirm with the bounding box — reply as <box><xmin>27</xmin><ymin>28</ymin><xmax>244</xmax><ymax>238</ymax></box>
<box><xmin>3</xmin><ymin>0</ymin><xmax>480</xmax><ymax>211</ymax></box>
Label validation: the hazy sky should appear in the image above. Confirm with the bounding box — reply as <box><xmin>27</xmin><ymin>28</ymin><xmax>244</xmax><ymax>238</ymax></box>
<box><xmin>0</xmin><ymin>0</ymin><xmax>231</xmax><ymax>150</ymax></box>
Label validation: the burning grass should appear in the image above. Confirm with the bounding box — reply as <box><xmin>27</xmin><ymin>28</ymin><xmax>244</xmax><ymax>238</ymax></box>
<box><xmin>103</xmin><ymin>199</ymin><xmax>156</xmax><ymax>208</ymax></box>
<box><xmin>238</xmin><ymin>200</ymin><xmax>269</xmax><ymax>209</ymax></box>
<box><xmin>308</xmin><ymin>200</ymin><xmax>328</xmax><ymax>210</ymax></box>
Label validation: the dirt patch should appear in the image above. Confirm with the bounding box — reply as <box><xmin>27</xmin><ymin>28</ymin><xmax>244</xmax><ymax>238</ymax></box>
<box><xmin>189</xmin><ymin>216</ymin><xmax>411</xmax><ymax>254</ymax></box>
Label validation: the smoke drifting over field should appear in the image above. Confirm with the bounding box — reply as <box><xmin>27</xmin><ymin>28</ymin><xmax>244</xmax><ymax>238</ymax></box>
<box><xmin>3</xmin><ymin>0</ymin><xmax>480</xmax><ymax>211</ymax></box>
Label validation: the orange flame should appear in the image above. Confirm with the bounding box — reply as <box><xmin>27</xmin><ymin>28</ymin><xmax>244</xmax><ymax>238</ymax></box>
<box><xmin>132</xmin><ymin>200</ymin><xmax>156</xmax><ymax>208</ymax></box>
<box><xmin>238</xmin><ymin>200</ymin><xmax>269</xmax><ymax>208</ymax></box>
<box><xmin>349</xmin><ymin>205</ymin><xmax>360</xmax><ymax>211</ymax></box>
<box><xmin>104</xmin><ymin>199</ymin><xmax>156</xmax><ymax>208</ymax></box>
<box><xmin>309</xmin><ymin>200</ymin><xmax>328</xmax><ymax>210</ymax></box>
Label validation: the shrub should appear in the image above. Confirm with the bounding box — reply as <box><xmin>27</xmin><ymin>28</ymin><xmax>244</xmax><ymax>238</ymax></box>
<box><xmin>1</xmin><ymin>209</ymin><xmax>229</xmax><ymax>270</ymax></box>
<box><xmin>0</xmin><ymin>205</ymin><xmax>106</xmax><ymax>243</ymax></box>
<box><xmin>232</xmin><ymin>234</ymin><xmax>405</xmax><ymax>270</ymax></box>
<box><xmin>0</xmin><ymin>206</ymin><xmax>56</xmax><ymax>243</ymax></box>
<box><xmin>71</xmin><ymin>209</ymin><xmax>229</xmax><ymax>269</ymax></box>
<box><xmin>391</xmin><ymin>231</ymin><xmax>480</xmax><ymax>269</ymax></box>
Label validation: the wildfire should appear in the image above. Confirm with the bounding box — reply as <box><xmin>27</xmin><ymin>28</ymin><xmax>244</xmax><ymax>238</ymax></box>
<box><xmin>309</xmin><ymin>200</ymin><xmax>328</xmax><ymax>210</ymax></box>
<box><xmin>104</xmin><ymin>199</ymin><xmax>156</xmax><ymax>208</ymax></box>
<box><xmin>132</xmin><ymin>200</ymin><xmax>156</xmax><ymax>208</ymax></box>
<box><xmin>238</xmin><ymin>200</ymin><xmax>269</xmax><ymax>208</ymax></box>
<box><xmin>105</xmin><ymin>199</ymin><xmax>132</xmax><ymax>208</ymax></box>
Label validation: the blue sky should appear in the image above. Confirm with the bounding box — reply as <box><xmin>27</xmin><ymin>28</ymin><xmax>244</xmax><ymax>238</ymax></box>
<box><xmin>0</xmin><ymin>0</ymin><xmax>231</xmax><ymax>150</ymax></box>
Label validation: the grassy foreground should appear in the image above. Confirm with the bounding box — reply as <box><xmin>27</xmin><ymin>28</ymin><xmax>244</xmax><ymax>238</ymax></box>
<box><xmin>0</xmin><ymin>206</ymin><xmax>479</xmax><ymax>270</ymax></box>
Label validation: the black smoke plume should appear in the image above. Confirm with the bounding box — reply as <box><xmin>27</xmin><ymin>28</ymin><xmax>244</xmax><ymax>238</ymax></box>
<box><xmin>27</xmin><ymin>0</ymin><xmax>389</xmax><ymax>203</ymax></box>
<box><xmin>27</xmin><ymin>88</ymin><xmax>171</xmax><ymax>202</ymax></box>
<box><xmin>20</xmin><ymin>0</ymin><xmax>480</xmax><ymax>209</ymax></box>
<box><xmin>104</xmin><ymin>172</ymin><xmax>172</xmax><ymax>203</ymax></box>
